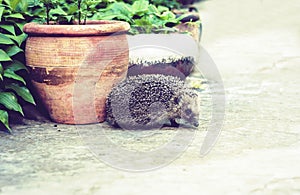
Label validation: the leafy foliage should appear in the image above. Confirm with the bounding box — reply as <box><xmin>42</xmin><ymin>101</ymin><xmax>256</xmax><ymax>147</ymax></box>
<box><xmin>0</xmin><ymin>0</ymin><xmax>36</xmax><ymax>133</ymax></box>
<box><xmin>26</xmin><ymin>0</ymin><xmax>114</xmax><ymax>25</ymax></box>
<box><xmin>123</xmin><ymin>0</ymin><xmax>180</xmax><ymax>9</ymax></box>
<box><xmin>93</xmin><ymin>0</ymin><xmax>188</xmax><ymax>34</ymax></box>
<box><xmin>25</xmin><ymin>0</ymin><xmax>196</xmax><ymax>34</ymax></box>
<box><xmin>145</xmin><ymin>0</ymin><xmax>180</xmax><ymax>9</ymax></box>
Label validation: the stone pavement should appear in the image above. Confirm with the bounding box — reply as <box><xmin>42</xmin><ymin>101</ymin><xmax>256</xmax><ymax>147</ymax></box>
<box><xmin>1</xmin><ymin>0</ymin><xmax>300</xmax><ymax>194</ymax></box>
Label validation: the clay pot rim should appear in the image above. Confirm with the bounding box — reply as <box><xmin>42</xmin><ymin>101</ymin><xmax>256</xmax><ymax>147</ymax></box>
<box><xmin>23</xmin><ymin>20</ymin><xmax>130</xmax><ymax>36</ymax></box>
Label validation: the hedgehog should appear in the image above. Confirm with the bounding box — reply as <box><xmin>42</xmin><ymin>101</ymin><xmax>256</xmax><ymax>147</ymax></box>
<box><xmin>105</xmin><ymin>74</ymin><xmax>199</xmax><ymax>130</ymax></box>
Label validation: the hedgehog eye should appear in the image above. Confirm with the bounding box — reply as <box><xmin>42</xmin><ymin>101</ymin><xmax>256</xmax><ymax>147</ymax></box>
<box><xmin>185</xmin><ymin>109</ymin><xmax>192</xmax><ymax>115</ymax></box>
<box><xmin>174</xmin><ymin>97</ymin><xmax>181</xmax><ymax>104</ymax></box>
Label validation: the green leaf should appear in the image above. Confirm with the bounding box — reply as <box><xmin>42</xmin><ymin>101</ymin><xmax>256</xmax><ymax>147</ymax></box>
<box><xmin>4</xmin><ymin>13</ymin><xmax>25</xmax><ymax>20</ymax></box>
<box><xmin>0</xmin><ymin>62</ymin><xmax>3</xmax><ymax>81</ymax></box>
<box><xmin>99</xmin><ymin>13</ymin><xmax>132</xmax><ymax>22</ymax></box>
<box><xmin>0</xmin><ymin>62</ymin><xmax>3</xmax><ymax>71</ymax></box>
<box><xmin>0</xmin><ymin>25</ymin><xmax>16</xmax><ymax>35</ymax></box>
<box><xmin>3</xmin><ymin>69</ymin><xmax>26</xmax><ymax>84</ymax></box>
<box><xmin>15</xmin><ymin>0</ymin><xmax>28</xmax><ymax>13</ymax></box>
<box><xmin>132</xmin><ymin>0</ymin><xmax>149</xmax><ymax>14</ymax></box>
<box><xmin>0</xmin><ymin>109</ymin><xmax>11</xmax><ymax>132</ymax></box>
<box><xmin>27</xmin><ymin>0</ymin><xmax>40</xmax><ymax>7</ymax></box>
<box><xmin>134</xmin><ymin>18</ymin><xmax>151</xmax><ymax>26</ymax></box>
<box><xmin>6</xmin><ymin>60</ymin><xmax>28</xmax><ymax>72</ymax></box>
<box><xmin>5</xmin><ymin>83</ymin><xmax>36</xmax><ymax>105</ymax></box>
<box><xmin>159</xmin><ymin>11</ymin><xmax>176</xmax><ymax>20</ymax></box>
<box><xmin>5</xmin><ymin>33</ymin><xmax>27</xmax><ymax>47</ymax></box>
<box><xmin>50</xmin><ymin>6</ymin><xmax>67</xmax><ymax>16</ymax></box>
<box><xmin>6</xmin><ymin>45</ymin><xmax>23</xmax><ymax>57</ymax></box>
<box><xmin>0</xmin><ymin>49</ymin><xmax>12</xmax><ymax>62</ymax></box>
<box><xmin>6</xmin><ymin>0</ymin><xmax>22</xmax><ymax>11</ymax></box>
<box><xmin>0</xmin><ymin>92</ymin><xmax>24</xmax><ymax>115</ymax></box>
<box><xmin>66</xmin><ymin>3</ymin><xmax>77</xmax><ymax>15</ymax></box>
<box><xmin>148</xmin><ymin>4</ymin><xmax>160</xmax><ymax>14</ymax></box>
<box><xmin>14</xmin><ymin>21</ymin><xmax>25</xmax><ymax>33</ymax></box>
<box><xmin>0</xmin><ymin>7</ymin><xmax>6</xmax><ymax>21</ymax></box>
<box><xmin>106</xmin><ymin>2</ymin><xmax>132</xmax><ymax>17</ymax></box>
<box><xmin>157</xmin><ymin>5</ymin><xmax>169</xmax><ymax>13</ymax></box>
<box><xmin>0</xmin><ymin>34</ymin><xmax>15</xmax><ymax>45</ymax></box>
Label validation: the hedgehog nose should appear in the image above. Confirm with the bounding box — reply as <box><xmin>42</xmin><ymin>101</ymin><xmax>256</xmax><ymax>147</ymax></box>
<box><xmin>193</xmin><ymin>122</ymin><xmax>199</xmax><ymax>127</ymax></box>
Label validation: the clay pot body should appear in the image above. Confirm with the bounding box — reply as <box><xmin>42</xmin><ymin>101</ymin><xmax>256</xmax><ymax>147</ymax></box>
<box><xmin>24</xmin><ymin>21</ymin><xmax>130</xmax><ymax>124</ymax></box>
<box><xmin>127</xmin><ymin>33</ymin><xmax>200</xmax><ymax>79</ymax></box>
<box><xmin>175</xmin><ymin>21</ymin><xmax>202</xmax><ymax>42</ymax></box>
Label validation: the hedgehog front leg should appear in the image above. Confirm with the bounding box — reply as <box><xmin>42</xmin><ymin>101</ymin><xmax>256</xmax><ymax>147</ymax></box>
<box><xmin>170</xmin><ymin>119</ymin><xmax>180</xmax><ymax>127</ymax></box>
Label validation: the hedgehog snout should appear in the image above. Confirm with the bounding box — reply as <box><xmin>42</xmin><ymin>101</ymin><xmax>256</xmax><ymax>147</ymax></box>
<box><xmin>193</xmin><ymin>121</ymin><xmax>199</xmax><ymax>127</ymax></box>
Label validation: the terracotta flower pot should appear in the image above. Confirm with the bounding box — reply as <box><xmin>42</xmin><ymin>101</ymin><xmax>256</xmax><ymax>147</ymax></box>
<box><xmin>127</xmin><ymin>25</ymin><xmax>201</xmax><ymax>79</ymax></box>
<box><xmin>23</xmin><ymin>20</ymin><xmax>130</xmax><ymax>124</ymax></box>
<box><xmin>175</xmin><ymin>21</ymin><xmax>202</xmax><ymax>42</ymax></box>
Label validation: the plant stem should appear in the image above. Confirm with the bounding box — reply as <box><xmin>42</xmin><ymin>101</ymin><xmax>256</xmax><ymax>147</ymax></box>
<box><xmin>78</xmin><ymin>0</ymin><xmax>81</xmax><ymax>25</ymax></box>
<box><xmin>46</xmin><ymin>5</ymin><xmax>50</xmax><ymax>25</ymax></box>
<box><xmin>84</xmin><ymin>5</ymin><xmax>89</xmax><ymax>25</ymax></box>
<box><xmin>84</xmin><ymin>15</ymin><xmax>87</xmax><ymax>25</ymax></box>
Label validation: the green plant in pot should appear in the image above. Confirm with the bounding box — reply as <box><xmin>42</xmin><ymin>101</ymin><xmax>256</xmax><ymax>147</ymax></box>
<box><xmin>93</xmin><ymin>0</ymin><xmax>201</xmax><ymax>38</ymax></box>
<box><xmin>93</xmin><ymin>0</ymin><xmax>201</xmax><ymax>80</ymax></box>
<box><xmin>0</xmin><ymin>0</ymin><xmax>37</xmax><ymax>132</ymax></box>
<box><xmin>23</xmin><ymin>0</ymin><xmax>130</xmax><ymax>124</ymax></box>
